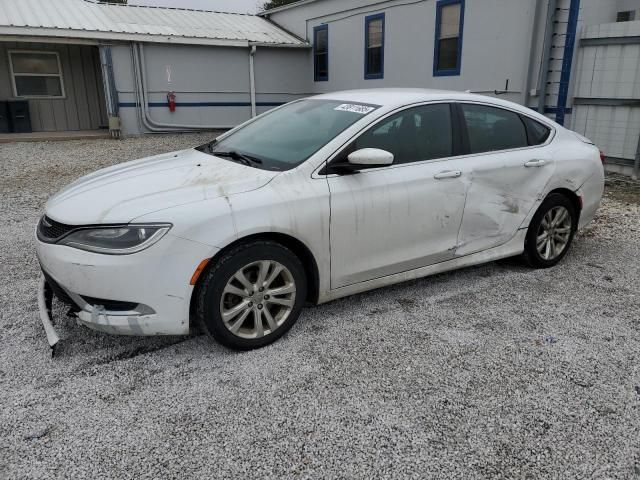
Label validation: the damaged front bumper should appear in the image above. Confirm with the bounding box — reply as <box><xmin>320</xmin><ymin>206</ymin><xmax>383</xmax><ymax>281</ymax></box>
<box><xmin>36</xmin><ymin>267</ymin><xmax>189</xmax><ymax>357</ymax></box>
<box><xmin>33</xmin><ymin>233</ymin><xmax>217</xmax><ymax>355</ymax></box>
<box><xmin>37</xmin><ymin>275</ymin><xmax>60</xmax><ymax>356</ymax></box>
<box><xmin>37</xmin><ymin>273</ymin><xmax>158</xmax><ymax>357</ymax></box>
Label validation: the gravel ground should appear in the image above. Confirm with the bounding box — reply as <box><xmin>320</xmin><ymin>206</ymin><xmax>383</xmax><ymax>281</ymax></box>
<box><xmin>1</xmin><ymin>135</ymin><xmax>639</xmax><ymax>479</ymax></box>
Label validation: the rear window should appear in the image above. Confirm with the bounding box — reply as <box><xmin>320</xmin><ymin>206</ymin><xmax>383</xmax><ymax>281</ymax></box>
<box><xmin>522</xmin><ymin>116</ymin><xmax>551</xmax><ymax>146</ymax></box>
<box><xmin>461</xmin><ymin>104</ymin><xmax>528</xmax><ymax>154</ymax></box>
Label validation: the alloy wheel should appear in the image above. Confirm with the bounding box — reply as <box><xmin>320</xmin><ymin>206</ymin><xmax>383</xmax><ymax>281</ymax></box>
<box><xmin>219</xmin><ymin>260</ymin><xmax>296</xmax><ymax>339</ymax></box>
<box><xmin>536</xmin><ymin>206</ymin><xmax>572</xmax><ymax>260</ymax></box>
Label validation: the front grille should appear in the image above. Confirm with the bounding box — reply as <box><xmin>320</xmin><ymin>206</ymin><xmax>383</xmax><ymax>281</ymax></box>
<box><xmin>42</xmin><ymin>270</ymin><xmax>77</xmax><ymax>307</ymax></box>
<box><xmin>37</xmin><ymin>216</ymin><xmax>76</xmax><ymax>243</ymax></box>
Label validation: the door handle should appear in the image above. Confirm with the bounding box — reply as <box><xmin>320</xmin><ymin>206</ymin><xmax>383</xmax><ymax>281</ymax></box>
<box><xmin>433</xmin><ymin>170</ymin><xmax>462</xmax><ymax>180</ymax></box>
<box><xmin>524</xmin><ymin>159</ymin><xmax>546</xmax><ymax>168</ymax></box>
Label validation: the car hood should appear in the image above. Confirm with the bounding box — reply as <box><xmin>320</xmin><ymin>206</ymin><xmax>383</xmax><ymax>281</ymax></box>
<box><xmin>45</xmin><ymin>148</ymin><xmax>278</xmax><ymax>225</ymax></box>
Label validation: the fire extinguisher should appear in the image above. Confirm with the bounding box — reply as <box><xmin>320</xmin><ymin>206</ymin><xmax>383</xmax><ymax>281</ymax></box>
<box><xmin>167</xmin><ymin>91</ymin><xmax>176</xmax><ymax>112</ymax></box>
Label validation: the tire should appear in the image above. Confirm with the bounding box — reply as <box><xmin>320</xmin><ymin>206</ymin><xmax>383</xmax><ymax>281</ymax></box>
<box><xmin>521</xmin><ymin>193</ymin><xmax>578</xmax><ymax>268</ymax></box>
<box><xmin>196</xmin><ymin>241</ymin><xmax>307</xmax><ymax>350</ymax></box>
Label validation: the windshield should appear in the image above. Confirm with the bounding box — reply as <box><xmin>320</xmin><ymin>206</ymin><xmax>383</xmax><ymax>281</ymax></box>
<box><xmin>197</xmin><ymin>99</ymin><xmax>380</xmax><ymax>171</ymax></box>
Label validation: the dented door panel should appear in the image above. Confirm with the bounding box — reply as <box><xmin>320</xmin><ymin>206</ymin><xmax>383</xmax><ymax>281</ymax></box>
<box><xmin>456</xmin><ymin>149</ymin><xmax>555</xmax><ymax>256</ymax></box>
<box><xmin>329</xmin><ymin>160</ymin><xmax>469</xmax><ymax>289</ymax></box>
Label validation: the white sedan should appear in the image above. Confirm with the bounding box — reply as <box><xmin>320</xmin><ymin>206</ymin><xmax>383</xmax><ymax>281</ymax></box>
<box><xmin>36</xmin><ymin>89</ymin><xmax>604</xmax><ymax>352</ymax></box>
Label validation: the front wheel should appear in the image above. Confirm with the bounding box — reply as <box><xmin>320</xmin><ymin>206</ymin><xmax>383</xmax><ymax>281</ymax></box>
<box><xmin>196</xmin><ymin>241</ymin><xmax>307</xmax><ymax>350</ymax></box>
<box><xmin>522</xmin><ymin>193</ymin><xmax>578</xmax><ymax>268</ymax></box>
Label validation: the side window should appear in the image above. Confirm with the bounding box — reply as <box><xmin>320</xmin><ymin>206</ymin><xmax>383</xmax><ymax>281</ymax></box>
<box><xmin>461</xmin><ymin>104</ymin><xmax>528</xmax><ymax>154</ymax></box>
<box><xmin>352</xmin><ymin>104</ymin><xmax>453</xmax><ymax>164</ymax></box>
<box><xmin>364</xmin><ymin>13</ymin><xmax>385</xmax><ymax>79</ymax></box>
<box><xmin>521</xmin><ymin>115</ymin><xmax>551</xmax><ymax>146</ymax></box>
<box><xmin>9</xmin><ymin>51</ymin><xmax>64</xmax><ymax>98</ymax></box>
<box><xmin>433</xmin><ymin>0</ymin><xmax>464</xmax><ymax>76</ymax></box>
<box><xmin>313</xmin><ymin>25</ymin><xmax>329</xmax><ymax>82</ymax></box>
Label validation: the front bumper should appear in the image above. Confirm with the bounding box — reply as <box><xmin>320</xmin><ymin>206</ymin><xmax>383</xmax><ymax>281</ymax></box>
<box><xmin>35</xmin><ymin>233</ymin><xmax>217</xmax><ymax>346</ymax></box>
<box><xmin>37</xmin><ymin>275</ymin><xmax>60</xmax><ymax>353</ymax></box>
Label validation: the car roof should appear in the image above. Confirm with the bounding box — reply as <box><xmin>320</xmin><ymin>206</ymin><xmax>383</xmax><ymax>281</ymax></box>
<box><xmin>311</xmin><ymin>88</ymin><xmax>555</xmax><ymax>125</ymax></box>
<box><xmin>312</xmin><ymin>88</ymin><xmax>466</xmax><ymax>106</ymax></box>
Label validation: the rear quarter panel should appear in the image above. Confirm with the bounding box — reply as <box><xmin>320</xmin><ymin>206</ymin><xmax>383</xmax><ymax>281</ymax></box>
<box><xmin>520</xmin><ymin>128</ymin><xmax>604</xmax><ymax>230</ymax></box>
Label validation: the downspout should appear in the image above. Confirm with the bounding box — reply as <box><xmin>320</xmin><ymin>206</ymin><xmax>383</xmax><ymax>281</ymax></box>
<box><xmin>99</xmin><ymin>45</ymin><xmax>121</xmax><ymax>138</ymax></box>
<box><xmin>538</xmin><ymin>0</ymin><xmax>557</xmax><ymax>114</ymax></box>
<box><xmin>132</xmin><ymin>43</ymin><xmax>185</xmax><ymax>133</ymax></box>
<box><xmin>249</xmin><ymin>45</ymin><xmax>257</xmax><ymax>118</ymax></box>
<box><xmin>137</xmin><ymin>43</ymin><xmax>231</xmax><ymax>130</ymax></box>
<box><xmin>523</xmin><ymin>0</ymin><xmax>543</xmax><ymax>108</ymax></box>
<box><xmin>134</xmin><ymin>43</ymin><xmax>235</xmax><ymax>131</ymax></box>
<box><xmin>634</xmin><ymin>134</ymin><xmax>640</xmax><ymax>180</ymax></box>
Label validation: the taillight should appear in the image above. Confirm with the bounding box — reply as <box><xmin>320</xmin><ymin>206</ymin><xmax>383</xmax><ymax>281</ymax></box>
<box><xmin>599</xmin><ymin>150</ymin><xmax>606</xmax><ymax>164</ymax></box>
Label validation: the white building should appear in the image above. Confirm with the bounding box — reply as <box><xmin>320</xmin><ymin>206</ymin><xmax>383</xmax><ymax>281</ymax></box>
<box><xmin>1</xmin><ymin>0</ymin><xmax>639</xmax><ymax>177</ymax></box>
<box><xmin>261</xmin><ymin>0</ymin><xmax>640</xmax><ymax>177</ymax></box>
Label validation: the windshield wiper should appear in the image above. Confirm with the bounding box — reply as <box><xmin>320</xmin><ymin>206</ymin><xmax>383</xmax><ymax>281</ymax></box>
<box><xmin>213</xmin><ymin>150</ymin><xmax>263</xmax><ymax>166</ymax></box>
<box><xmin>196</xmin><ymin>139</ymin><xmax>218</xmax><ymax>154</ymax></box>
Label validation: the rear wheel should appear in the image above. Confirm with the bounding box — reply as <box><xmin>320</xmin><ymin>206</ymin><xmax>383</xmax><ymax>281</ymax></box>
<box><xmin>196</xmin><ymin>241</ymin><xmax>307</xmax><ymax>350</ymax></box>
<box><xmin>522</xmin><ymin>193</ymin><xmax>577</xmax><ymax>268</ymax></box>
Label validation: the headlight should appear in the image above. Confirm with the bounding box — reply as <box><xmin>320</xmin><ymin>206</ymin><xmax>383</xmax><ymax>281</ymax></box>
<box><xmin>58</xmin><ymin>224</ymin><xmax>171</xmax><ymax>255</ymax></box>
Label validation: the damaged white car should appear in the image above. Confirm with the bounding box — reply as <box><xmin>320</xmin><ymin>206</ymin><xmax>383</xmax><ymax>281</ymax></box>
<box><xmin>36</xmin><ymin>89</ymin><xmax>604</xmax><ymax>353</ymax></box>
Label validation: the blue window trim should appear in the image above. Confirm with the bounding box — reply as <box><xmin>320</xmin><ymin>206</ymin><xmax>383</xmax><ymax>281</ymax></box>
<box><xmin>433</xmin><ymin>0</ymin><xmax>465</xmax><ymax>77</ymax></box>
<box><xmin>313</xmin><ymin>24</ymin><xmax>329</xmax><ymax>82</ymax></box>
<box><xmin>555</xmin><ymin>0</ymin><xmax>580</xmax><ymax>125</ymax></box>
<box><xmin>364</xmin><ymin>12</ymin><xmax>385</xmax><ymax>80</ymax></box>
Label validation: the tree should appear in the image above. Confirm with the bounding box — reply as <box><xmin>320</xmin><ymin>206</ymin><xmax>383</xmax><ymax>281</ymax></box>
<box><xmin>261</xmin><ymin>0</ymin><xmax>299</xmax><ymax>11</ymax></box>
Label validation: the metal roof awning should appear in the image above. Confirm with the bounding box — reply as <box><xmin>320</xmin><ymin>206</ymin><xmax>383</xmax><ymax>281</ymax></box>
<box><xmin>0</xmin><ymin>0</ymin><xmax>308</xmax><ymax>47</ymax></box>
<box><xmin>258</xmin><ymin>0</ymin><xmax>323</xmax><ymax>16</ymax></box>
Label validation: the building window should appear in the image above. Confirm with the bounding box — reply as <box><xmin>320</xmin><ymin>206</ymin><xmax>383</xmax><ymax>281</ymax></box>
<box><xmin>365</xmin><ymin>13</ymin><xmax>385</xmax><ymax>79</ymax></box>
<box><xmin>9</xmin><ymin>51</ymin><xmax>65</xmax><ymax>98</ymax></box>
<box><xmin>617</xmin><ymin>10</ymin><xmax>636</xmax><ymax>22</ymax></box>
<box><xmin>314</xmin><ymin>24</ymin><xmax>329</xmax><ymax>81</ymax></box>
<box><xmin>433</xmin><ymin>0</ymin><xmax>464</xmax><ymax>76</ymax></box>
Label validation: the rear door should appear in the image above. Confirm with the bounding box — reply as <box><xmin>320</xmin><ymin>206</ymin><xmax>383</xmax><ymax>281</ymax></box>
<box><xmin>455</xmin><ymin>103</ymin><xmax>556</xmax><ymax>256</ymax></box>
<box><xmin>327</xmin><ymin>103</ymin><xmax>470</xmax><ymax>288</ymax></box>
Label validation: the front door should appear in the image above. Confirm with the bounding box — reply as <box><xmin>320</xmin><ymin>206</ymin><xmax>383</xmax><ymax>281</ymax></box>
<box><xmin>327</xmin><ymin>103</ymin><xmax>469</xmax><ymax>289</ymax></box>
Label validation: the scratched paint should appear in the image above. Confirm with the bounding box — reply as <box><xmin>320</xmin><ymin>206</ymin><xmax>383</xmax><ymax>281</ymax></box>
<box><xmin>327</xmin><ymin>160</ymin><xmax>468</xmax><ymax>288</ymax></box>
<box><xmin>455</xmin><ymin>147</ymin><xmax>556</xmax><ymax>257</ymax></box>
<box><xmin>45</xmin><ymin>148</ymin><xmax>278</xmax><ymax>225</ymax></box>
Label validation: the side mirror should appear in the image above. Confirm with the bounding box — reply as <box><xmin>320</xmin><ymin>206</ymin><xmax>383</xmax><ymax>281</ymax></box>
<box><xmin>347</xmin><ymin>148</ymin><xmax>394</xmax><ymax>167</ymax></box>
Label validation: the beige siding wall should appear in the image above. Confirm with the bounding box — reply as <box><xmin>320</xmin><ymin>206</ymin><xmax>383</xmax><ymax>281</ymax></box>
<box><xmin>0</xmin><ymin>42</ymin><xmax>107</xmax><ymax>132</ymax></box>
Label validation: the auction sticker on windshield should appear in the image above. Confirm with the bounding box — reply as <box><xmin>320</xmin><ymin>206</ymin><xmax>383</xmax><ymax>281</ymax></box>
<box><xmin>334</xmin><ymin>104</ymin><xmax>376</xmax><ymax>115</ymax></box>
